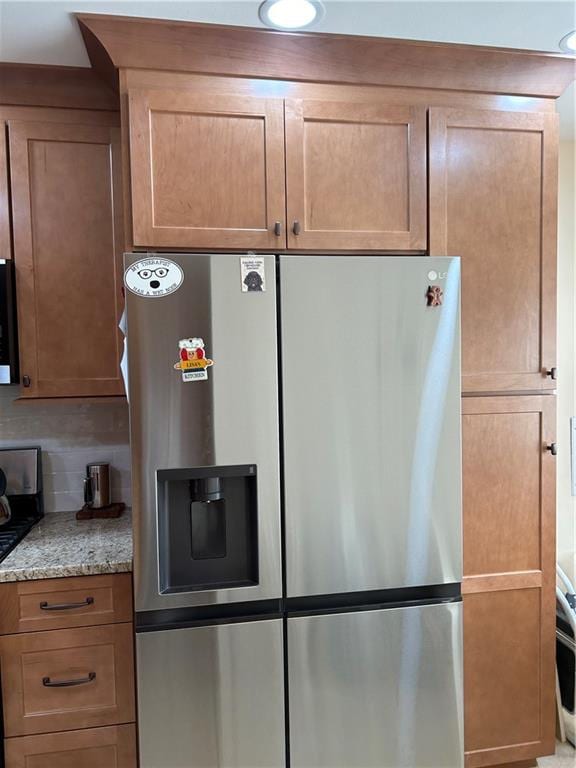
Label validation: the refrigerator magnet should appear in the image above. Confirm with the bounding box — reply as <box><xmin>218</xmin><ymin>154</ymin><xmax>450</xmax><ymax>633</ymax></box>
<box><xmin>240</xmin><ymin>256</ymin><xmax>266</xmax><ymax>292</ymax></box>
<box><xmin>124</xmin><ymin>257</ymin><xmax>184</xmax><ymax>298</ymax></box>
<box><xmin>174</xmin><ymin>338</ymin><xmax>214</xmax><ymax>382</ymax></box>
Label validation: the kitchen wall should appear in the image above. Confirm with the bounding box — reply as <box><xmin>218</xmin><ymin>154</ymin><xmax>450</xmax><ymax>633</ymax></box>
<box><xmin>0</xmin><ymin>386</ymin><xmax>131</xmax><ymax>513</ymax></box>
<box><xmin>557</xmin><ymin>139</ymin><xmax>576</xmax><ymax>584</ymax></box>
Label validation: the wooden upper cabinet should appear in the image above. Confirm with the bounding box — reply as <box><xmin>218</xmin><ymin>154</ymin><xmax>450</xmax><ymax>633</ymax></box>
<box><xmin>429</xmin><ymin>108</ymin><xmax>558</xmax><ymax>393</ymax></box>
<box><xmin>285</xmin><ymin>100</ymin><xmax>426</xmax><ymax>250</ymax></box>
<box><xmin>9</xmin><ymin>120</ymin><xmax>124</xmax><ymax>398</ymax></box>
<box><xmin>128</xmin><ymin>89</ymin><xmax>286</xmax><ymax>249</ymax></box>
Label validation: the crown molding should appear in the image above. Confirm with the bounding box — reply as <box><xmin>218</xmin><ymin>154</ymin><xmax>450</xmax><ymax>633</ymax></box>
<box><xmin>77</xmin><ymin>13</ymin><xmax>575</xmax><ymax>99</ymax></box>
<box><xmin>0</xmin><ymin>62</ymin><xmax>118</xmax><ymax>110</ymax></box>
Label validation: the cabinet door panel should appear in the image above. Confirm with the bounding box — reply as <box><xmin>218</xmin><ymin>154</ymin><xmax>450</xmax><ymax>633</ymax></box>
<box><xmin>5</xmin><ymin>724</ymin><xmax>137</xmax><ymax>768</ymax></box>
<box><xmin>430</xmin><ymin>109</ymin><xmax>557</xmax><ymax>393</ymax></box>
<box><xmin>128</xmin><ymin>90</ymin><xmax>286</xmax><ymax>249</ymax></box>
<box><xmin>9</xmin><ymin>120</ymin><xmax>124</xmax><ymax>398</ymax></box>
<box><xmin>462</xmin><ymin>396</ymin><xmax>556</xmax><ymax>767</ymax></box>
<box><xmin>0</xmin><ymin>623</ymin><xmax>135</xmax><ymax>736</ymax></box>
<box><xmin>285</xmin><ymin>101</ymin><xmax>426</xmax><ymax>250</ymax></box>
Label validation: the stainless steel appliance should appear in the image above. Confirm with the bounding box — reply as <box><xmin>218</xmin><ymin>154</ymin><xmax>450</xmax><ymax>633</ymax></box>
<box><xmin>0</xmin><ymin>447</ymin><xmax>43</xmax><ymax>560</ymax></box>
<box><xmin>125</xmin><ymin>254</ymin><xmax>463</xmax><ymax>768</ymax></box>
<box><xmin>0</xmin><ymin>260</ymin><xmax>19</xmax><ymax>385</ymax></box>
<box><xmin>84</xmin><ymin>462</ymin><xmax>111</xmax><ymax>509</ymax></box>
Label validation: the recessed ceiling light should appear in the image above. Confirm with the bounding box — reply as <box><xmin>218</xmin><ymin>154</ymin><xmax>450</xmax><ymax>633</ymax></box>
<box><xmin>259</xmin><ymin>0</ymin><xmax>325</xmax><ymax>31</ymax></box>
<box><xmin>559</xmin><ymin>31</ymin><xmax>576</xmax><ymax>52</ymax></box>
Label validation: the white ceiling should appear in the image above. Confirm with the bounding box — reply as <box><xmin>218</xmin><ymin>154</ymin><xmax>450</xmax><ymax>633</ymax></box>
<box><xmin>0</xmin><ymin>0</ymin><xmax>574</xmax><ymax>138</ymax></box>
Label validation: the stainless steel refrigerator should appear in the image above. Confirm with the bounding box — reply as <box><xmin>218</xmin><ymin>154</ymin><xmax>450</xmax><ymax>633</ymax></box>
<box><xmin>125</xmin><ymin>253</ymin><xmax>463</xmax><ymax>768</ymax></box>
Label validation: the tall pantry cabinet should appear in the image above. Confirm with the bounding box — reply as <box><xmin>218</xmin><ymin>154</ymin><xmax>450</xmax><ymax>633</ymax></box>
<box><xmin>430</xmin><ymin>109</ymin><xmax>559</xmax><ymax>767</ymax></box>
<box><xmin>78</xmin><ymin>15</ymin><xmax>574</xmax><ymax>768</ymax></box>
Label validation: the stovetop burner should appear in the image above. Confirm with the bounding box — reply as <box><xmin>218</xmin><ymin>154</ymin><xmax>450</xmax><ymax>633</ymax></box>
<box><xmin>0</xmin><ymin>447</ymin><xmax>44</xmax><ymax>563</ymax></box>
<box><xmin>0</xmin><ymin>497</ymin><xmax>43</xmax><ymax>563</ymax></box>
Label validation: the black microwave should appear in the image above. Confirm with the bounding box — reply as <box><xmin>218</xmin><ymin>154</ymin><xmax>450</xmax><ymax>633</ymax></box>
<box><xmin>0</xmin><ymin>260</ymin><xmax>19</xmax><ymax>384</ymax></box>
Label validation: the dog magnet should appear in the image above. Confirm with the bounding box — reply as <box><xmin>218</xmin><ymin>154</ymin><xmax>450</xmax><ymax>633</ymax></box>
<box><xmin>124</xmin><ymin>258</ymin><xmax>184</xmax><ymax>298</ymax></box>
<box><xmin>240</xmin><ymin>256</ymin><xmax>266</xmax><ymax>292</ymax></box>
<box><xmin>174</xmin><ymin>338</ymin><xmax>214</xmax><ymax>382</ymax></box>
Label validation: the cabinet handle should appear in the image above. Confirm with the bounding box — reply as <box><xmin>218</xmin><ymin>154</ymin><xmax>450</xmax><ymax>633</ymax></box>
<box><xmin>545</xmin><ymin>367</ymin><xmax>557</xmax><ymax>380</ymax></box>
<box><xmin>22</xmin><ymin>375</ymin><xmax>31</xmax><ymax>388</ymax></box>
<box><xmin>40</xmin><ymin>597</ymin><xmax>94</xmax><ymax>611</ymax></box>
<box><xmin>274</xmin><ymin>221</ymin><xmax>282</xmax><ymax>237</ymax></box>
<box><xmin>292</xmin><ymin>221</ymin><xmax>301</xmax><ymax>236</ymax></box>
<box><xmin>546</xmin><ymin>443</ymin><xmax>557</xmax><ymax>456</ymax></box>
<box><xmin>42</xmin><ymin>672</ymin><xmax>96</xmax><ymax>688</ymax></box>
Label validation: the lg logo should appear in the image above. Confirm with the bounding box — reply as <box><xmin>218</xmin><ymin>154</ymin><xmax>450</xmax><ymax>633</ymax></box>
<box><xmin>428</xmin><ymin>270</ymin><xmax>448</xmax><ymax>280</ymax></box>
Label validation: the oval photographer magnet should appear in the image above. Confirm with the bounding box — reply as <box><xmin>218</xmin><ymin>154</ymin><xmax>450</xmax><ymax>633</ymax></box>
<box><xmin>124</xmin><ymin>257</ymin><xmax>184</xmax><ymax>298</ymax></box>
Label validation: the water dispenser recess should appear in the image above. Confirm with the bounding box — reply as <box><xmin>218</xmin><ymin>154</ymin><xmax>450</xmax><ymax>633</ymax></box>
<box><xmin>157</xmin><ymin>465</ymin><xmax>258</xmax><ymax>594</ymax></box>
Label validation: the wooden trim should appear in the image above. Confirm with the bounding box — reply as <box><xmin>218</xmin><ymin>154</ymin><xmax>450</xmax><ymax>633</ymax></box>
<box><xmin>0</xmin><ymin>63</ymin><xmax>118</xmax><ymax>111</ymax></box>
<box><xmin>489</xmin><ymin>762</ymin><xmax>537</xmax><ymax>768</ymax></box>
<box><xmin>462</xmin><ymin>394</ymin><xmax>551</xmax><ymax>416</ymax></box>
<box><xmin>121</xmin><ymin>69</ymin><xmax>556</xmax><ymax>114</ymax></box>
<box><xmin>463</xmin><ymin>572</ymin><xmax>543</xmax><ymax>594</ymax></box>
<box><xmin>76</xmin><ymin>14</ymin><xmax>576</xmax><ymax>98</ymax></box>
<box><xmin>0</xmin><ymin>123</ymin><xmax>10</xmax><ymax>260</ymax></box>
<box><xmin>466</xmin><ymin>743</ymin><xmax>546</xmax><ymax>768</ymax></box>
<box><xmin>0</xmin><ymin>106</ymin><xmax>120</xmax><ymax>125</ymax></box>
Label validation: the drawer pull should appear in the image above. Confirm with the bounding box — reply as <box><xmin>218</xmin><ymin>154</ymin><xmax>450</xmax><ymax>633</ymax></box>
<box><xmin>42</xmin><ymin>671</ymin><xmax>96</xmax><ymax>688</ymax></box>
<box><xmin>39</xmin><ymin>597</ymin><xmax>94</xmax><ymax>611</ymax></box>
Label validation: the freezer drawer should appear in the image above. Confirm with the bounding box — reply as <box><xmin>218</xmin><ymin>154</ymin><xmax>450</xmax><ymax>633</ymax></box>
<box><xmin>281</xmin><ymin>255</ymin><xmax>461</xmax><ymax>597</ymax></box>
<box><xmin>137</xmin><ymin>619</ymin><xmax>285</xmax><ymax>768</ymax></box>
<box><xmin>288</xmin><ymin>602</ymin><xmax>463</xmax><ymax>768</ymax></box>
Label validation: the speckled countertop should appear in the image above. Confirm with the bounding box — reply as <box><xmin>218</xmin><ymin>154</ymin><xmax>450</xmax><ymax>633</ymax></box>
<box><xmin>0</xmin><ymin>511</ymin><xmax>133</xmax><ymax>582</ymax></box>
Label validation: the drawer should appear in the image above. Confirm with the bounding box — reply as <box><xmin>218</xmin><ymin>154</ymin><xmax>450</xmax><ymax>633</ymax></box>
<box><xmin>0</xmin><ymin>574</ymin><xmax>133</xmax><ymax>633</ymax></box>
<box><xmin>0</xmin><ymin>623</ymin><xmax>135</xmax><ymax>736</ymax></box>
<box><xmin>4</xmin><ymin>724</ymin><xmax>137</xmax><ymax>768</ymax></box>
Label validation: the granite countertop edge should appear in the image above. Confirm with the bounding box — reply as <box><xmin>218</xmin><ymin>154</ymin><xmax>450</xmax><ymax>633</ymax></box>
<box><xmin>0</xmin><ymin>510</ymin><xmax>133</xmax><ymax>584</ymax></box>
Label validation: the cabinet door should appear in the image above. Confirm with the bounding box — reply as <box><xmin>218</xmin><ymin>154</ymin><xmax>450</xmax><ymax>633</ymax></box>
<box><xmin>285</xmin><ymin>100</ymin><xmax>426</xmax><ymax>250</ymax></box>
<box><xmin>462</xmin><ymin>396</ymin><xmax>556</xmax><ymax>767</ymax></box>
<box><xmin>9</xmin><ymin>120</ymin><xmax>124</xmax><ymax>398</ymax></box>
<box><xmin>5</xmin><ymin>724</ymin><xmax>137</xmax><ymax>768</ymax></box>
<box><xmin>0</xmin><ymin>623</ymin><xmax>135</xmax><ymax>736</ymax></box>
<box><xmin>128</xmin><ymin>89</ymin><xmax>286</xmax><ymax>249</ymax></box>
<box><xmin>430</xmin><ymin>109</ymin><xmax>558</xmax><ymax>393</ymax></box>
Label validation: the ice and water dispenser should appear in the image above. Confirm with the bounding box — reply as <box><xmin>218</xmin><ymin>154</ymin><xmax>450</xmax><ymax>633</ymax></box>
<box><xmin>157</xmin><ymin>465</ymin><xmax>259</xmax><ymax>594</ymax></box>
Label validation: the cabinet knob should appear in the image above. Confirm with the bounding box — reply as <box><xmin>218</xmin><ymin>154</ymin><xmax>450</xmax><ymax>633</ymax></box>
<box><xmin>274</xmin><ymin>221</ymin><xmax>282</xmax><ymax>237</ymax></box>
<box><xmin>545</xmin><ymin>367</ymin><xmax>557</xmax><ymax>380</ymax></box>
<box><xmin>22</xmin><ymin>375</ymin><xmax>31</xmax><ymax>388</ymax></box>
<box><xmin>292</xmin><ymin>221</ymin><xmax>302</xmax><ymax>236</ymax></box>
<box><xmin>546</xmin><ymin>443</ymin><xmax>557</xmax><ymax>456</ymax></box>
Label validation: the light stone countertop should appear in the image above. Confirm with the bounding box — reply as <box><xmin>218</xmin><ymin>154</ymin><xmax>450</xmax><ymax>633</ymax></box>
<box><xmin>0</xmin><ymin>511</ymin><xmax>133</xmax><ymax>582</ymax></box>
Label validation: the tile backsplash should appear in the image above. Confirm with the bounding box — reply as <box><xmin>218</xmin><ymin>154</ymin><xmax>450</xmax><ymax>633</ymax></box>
<box><xmin>0</xmin><ymin>387</ymin><xmax>131</xmax><ymax>513</ymax></box>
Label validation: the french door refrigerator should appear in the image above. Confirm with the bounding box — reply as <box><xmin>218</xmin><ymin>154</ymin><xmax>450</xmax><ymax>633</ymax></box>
<box><xmin>125</xmin><ymin>253</ymin><xmax>463</xmax><ymax>768</ymax></box>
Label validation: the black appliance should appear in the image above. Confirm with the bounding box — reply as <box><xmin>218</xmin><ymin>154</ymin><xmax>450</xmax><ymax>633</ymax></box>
<box><xmin>0</xmin><ymin>447</ymin><xmax>43</xmax><ymax>562</ymax></box>
<box><xmin>0</xmin><ymin>260</ymin><xmax>19</xmax><ymax>385</ymax></box>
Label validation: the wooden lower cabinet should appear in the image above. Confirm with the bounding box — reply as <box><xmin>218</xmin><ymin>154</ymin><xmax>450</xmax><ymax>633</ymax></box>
<box><xmin>462</xmin><ymin>396</ymin><xmax>556</xmax><ymax>767</ymax></box>
<box><xmin>0</xmin><ymin>622</ymin><xmax>135</xmax><ymax>737</ymax></box>
<box><xmin>0</xmin><ymin>574</ymin><xmax>137</xmax><ymax>768</ymax></box>
<box><xmin>0</xmin><ymin>573</ymin><xmax>133</xmax><ymax>635</ymax></box>
<box><xmin>4</xmin><ymin>724</ymin><xmax>137</xmax><ymax>768</ymax></box>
